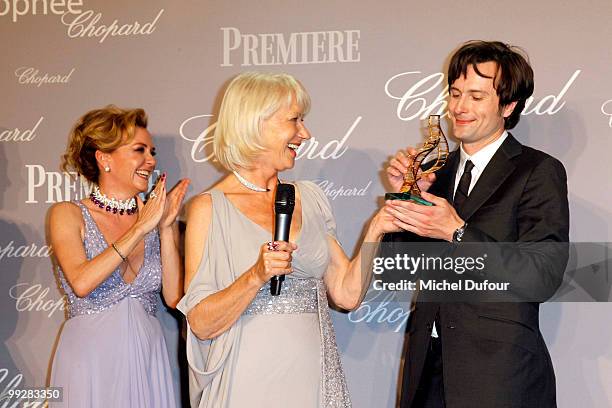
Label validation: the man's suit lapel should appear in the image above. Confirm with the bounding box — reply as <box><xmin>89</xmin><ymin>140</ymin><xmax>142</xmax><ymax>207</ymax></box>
<box><xmin>458</xmin><ymin>134</ymin><xmax>523</xmax><ymax>220</ymax></box>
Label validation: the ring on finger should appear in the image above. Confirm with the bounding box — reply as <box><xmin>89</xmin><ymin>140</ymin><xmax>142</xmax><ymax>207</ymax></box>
<box><xmin>149</xmin><ymin>191</ymin><xmax>158</xmax><ymax>199</ymax></box>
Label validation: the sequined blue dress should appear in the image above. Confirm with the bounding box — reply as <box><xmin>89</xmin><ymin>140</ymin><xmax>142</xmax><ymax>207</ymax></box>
<box><xmin>178</xmin><ymin>181</ymin><xmax>351</xmax><ymax>408</ymax></box>
<box><xmin>50</xmin><ymin>201</ymin><xmax>177</xmax><ymax>407</ymax></box>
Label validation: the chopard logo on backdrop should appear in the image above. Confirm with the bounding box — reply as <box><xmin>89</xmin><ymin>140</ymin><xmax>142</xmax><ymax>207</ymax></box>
<box><xmin>316</xmin><ymin>179</ymin><xmax>372</xmax><ymax>201</ymax></box>
<box><xmin>601</xmin><ymin>99</ymin><xmax>612</xmax><ymax>127</ymax></box>
<box><xmin>15</xmin><ymin>67</ymin><xmax>75</xmax><ymax>87</ymax></box>
<box><xmin>179</xmin><ymin>114</ymin><xmax>361</xmax><ymax>163</ymax></box>
<box><xmin>0</xmin><ymin>0</ymin><xmax>163</xmax><ymax>43</ymax></box>
<box><xmin>9</xmin><ymin>283</ymin><xmax>66</xmax><ymax>318</ymax></box>
<box><xmin>220</xmin><ymin>27</ymin><xmax>361</xmax><ymax>66</ymax></box>
<box><xmin>0</xmin><ymin>241</ymin><xmax>51</xmax><ymax>261</ymax></box>
<box><xmin>61</xmin><ymin>8</ymin><xmax>163</xmax><ymax>43</ymax></box>
<box><xmin>1</xmin><ymin>117</ymin><xmax>43</xmax><ymax>142</ymax></box>
<box><xmin>348</xmin><ymin>291</ymin><xmax>409</xmax><ymax>333</ymax></box>
<box><xmin>384</xmin><ymin>70</ymin><xmax>582</xmax><ymax>121</ymax></box>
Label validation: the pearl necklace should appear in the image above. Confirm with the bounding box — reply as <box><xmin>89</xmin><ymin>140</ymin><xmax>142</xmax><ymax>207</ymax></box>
<box><xmin>232</xmin><ymin>171</ymin><xmax>270</xmax><ymax>192</ymax></box>
<box><xmin>90</xmin><ymin>186</ymin><xmax>138</xmax><ymax>215</ymax></box>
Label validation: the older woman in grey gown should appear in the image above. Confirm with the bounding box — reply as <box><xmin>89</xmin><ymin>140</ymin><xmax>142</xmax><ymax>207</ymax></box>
<box><xmin>178</xmin><ymin>72</ymin><xmax>400</xmax><ymax>408</ymax></box>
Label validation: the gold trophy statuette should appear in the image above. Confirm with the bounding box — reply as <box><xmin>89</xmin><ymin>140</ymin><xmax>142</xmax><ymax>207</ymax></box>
<box><xmin>385</xmin><ymin>115</ymin><xmax>449</xmax><ymax>205</ymax></box>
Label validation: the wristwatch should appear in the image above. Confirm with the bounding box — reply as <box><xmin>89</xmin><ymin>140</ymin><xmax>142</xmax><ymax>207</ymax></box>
<box><xmin>452</xmin><ymin>222</ymin><xmax>468</xmax><ymax>242</ymax></box>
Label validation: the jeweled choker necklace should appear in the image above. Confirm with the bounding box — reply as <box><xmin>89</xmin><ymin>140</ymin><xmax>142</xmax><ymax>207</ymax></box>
<box><xmin>90</xmin><ymin>186</ymin><xmax>138</xmax><ymax>215</ymax></box>
<box><xmin>233</xmin><ymin>171</ymin><xmax>271</xmax><ymax>192</ymax></box>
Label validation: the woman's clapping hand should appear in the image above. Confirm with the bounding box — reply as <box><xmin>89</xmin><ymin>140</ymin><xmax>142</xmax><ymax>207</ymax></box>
<box><xmin>160</xmin><ymin>178</ymin><xmax>190</xmax><ymax>230</ymax></box>
<box><xmin>135</xmin><ymin>174</ymin><xmax>167</xmax><ymax>234</ymax></box>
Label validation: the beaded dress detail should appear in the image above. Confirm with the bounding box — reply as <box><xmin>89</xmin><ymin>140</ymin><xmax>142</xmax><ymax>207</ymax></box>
<box><xmin>50</xmin><ymin>201</ymin><xmax>177</xmax><ymax>408</ymax></box>
<box><xmin>57</xmin><ymin>201</ymin><xmax>160</xmax><ymax>318</ymax></box>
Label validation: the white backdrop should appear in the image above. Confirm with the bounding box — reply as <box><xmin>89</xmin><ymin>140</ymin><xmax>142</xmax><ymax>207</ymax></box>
<box><xmin>1</xmin><ymin>0</ymin><xmax>611</xmax><ymax>406</ymax></box>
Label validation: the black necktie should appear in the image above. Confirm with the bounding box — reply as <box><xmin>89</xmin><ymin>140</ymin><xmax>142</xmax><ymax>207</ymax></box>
<box><xmin>453</xmin><ymin>160</ymin><xmax>474</xmax><ymax>210</ymax></box>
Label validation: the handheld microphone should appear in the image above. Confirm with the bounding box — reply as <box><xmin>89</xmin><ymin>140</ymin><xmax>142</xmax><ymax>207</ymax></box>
<box><xmin>271</xmin><ymin>183</ymin><xmax>295</xmax><ymax>296</ymax></box>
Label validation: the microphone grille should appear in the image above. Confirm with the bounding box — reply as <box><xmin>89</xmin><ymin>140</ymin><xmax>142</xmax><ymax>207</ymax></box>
<box><xmin>275</xmin><ymin>183</ymin><xmax>295</xmax><ymax>212</ymax></box>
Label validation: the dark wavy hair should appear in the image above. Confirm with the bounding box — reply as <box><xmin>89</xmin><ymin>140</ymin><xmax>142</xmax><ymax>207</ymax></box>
<box><xmin>447</xmin><ymin>41</ymin><xmax>534</xmax><ymax>129</ymax></box>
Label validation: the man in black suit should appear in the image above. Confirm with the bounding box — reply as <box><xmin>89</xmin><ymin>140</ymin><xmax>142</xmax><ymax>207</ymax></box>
<box><xmin>385</xmin><ymin>41</ymin><xmax>569</xmax><ymax>408</ymax></box>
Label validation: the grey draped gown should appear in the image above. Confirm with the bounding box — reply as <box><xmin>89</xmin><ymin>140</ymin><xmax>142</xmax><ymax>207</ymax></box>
<box><xmin>177</xmin><ymin>181</ymin><xmax>351</xmax><ymax>408</ymax></box>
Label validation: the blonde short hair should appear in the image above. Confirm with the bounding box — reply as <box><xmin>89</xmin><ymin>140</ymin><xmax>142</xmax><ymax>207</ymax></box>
<box><xmin>61</xmin><ymin>105</ymin><xmax>148</xmax><ymax>183</ymax></box>
<box><xmin>213</xmin><ymin>72</ymin><xmax>311</xmax><ymax>171</ymax></box>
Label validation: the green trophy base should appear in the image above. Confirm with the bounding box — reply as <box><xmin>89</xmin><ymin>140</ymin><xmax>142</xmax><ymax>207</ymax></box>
<box><xmin>385</xmin><ymin>192</ymin><xmax>434</xmax><ymax>206</ymax></box>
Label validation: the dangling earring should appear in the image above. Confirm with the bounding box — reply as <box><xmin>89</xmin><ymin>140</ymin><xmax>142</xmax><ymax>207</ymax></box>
<box><xmin>104</xmin><ymin>166</ymin><xmax>110</xmax><ymax>172</ymax></box>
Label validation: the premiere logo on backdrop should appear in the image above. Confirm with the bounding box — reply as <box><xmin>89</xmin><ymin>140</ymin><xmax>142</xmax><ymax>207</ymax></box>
<box><xmin>0</xmin><ymin>0</ymin><xmax>163</xmax><ymax>43</ymax></box>
<box><xmin>384</xmin><ymin>70</ymin><xmax>582</xmax><ymax>121</ymax></box>
<box><xmin>25</xmin><ymin>165</ymin><xmax>91</xmax><ymax>204</ymax></box>
<box><xmin>1</xmin><ymin>117</ymin><xmax>43</xmax><ymax>142</ymax></box>
<box><xmin>601</xmin><ymin>99</ymin><xmax>612</xmax><ymax>127</ymax></box>
<box><xmin>14</xmin><ymin>67</ymin><xmax>75</xmax><ymax>87</ymax></box>
<box><xmin>220</xmin><ymin>27</ymin><xmax>361</xmax><ymax>66</ymax></box>
<box><xmin>24</xmin><ymin>165</ymin><xmax>160</xmax><ymax>204</ymax></box>
<box><xmin>179</xmin><ymin>114</ymin><xmax>360</xmax><ymax>163</ymax></box>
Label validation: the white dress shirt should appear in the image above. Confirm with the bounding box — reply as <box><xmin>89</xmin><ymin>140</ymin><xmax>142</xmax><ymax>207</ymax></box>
<box><xmin>453</xmin><ymin>131</ymin><xmax>509</xmax><ymax>198</ymax></box>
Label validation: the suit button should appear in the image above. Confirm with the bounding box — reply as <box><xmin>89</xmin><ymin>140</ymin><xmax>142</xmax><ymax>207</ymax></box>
<box><xmin>426</xmin><ymin>323</ymin><xmax>432</xmax><ymax>331</ymax></box>
<box><xmin>447</xmin><ymin>322</ymin><xmax>456</xmax><ymax>329</ymax></box>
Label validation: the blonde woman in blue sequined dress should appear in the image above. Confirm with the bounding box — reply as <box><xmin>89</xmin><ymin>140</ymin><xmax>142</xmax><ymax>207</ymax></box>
<box><xmin>48</xmin><ymin>106</ymin><xmax>189</xmax><ymax>407</ymax></box>
<box><xmin>178</xmin><ymin>73</ymin><xmax>400</xmax><ymax>408</ymax></box>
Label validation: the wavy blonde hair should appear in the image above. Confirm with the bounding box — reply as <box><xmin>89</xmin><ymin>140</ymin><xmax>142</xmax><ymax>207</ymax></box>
<box><xmin>213</xmin><ymin>72</ymin><xmax>311</xmax><ymax>172</ymax></box>
<box><xmin>61</xmin><ymin>105</ymin><xmax>148</xmax><ymax>183</ymax></box>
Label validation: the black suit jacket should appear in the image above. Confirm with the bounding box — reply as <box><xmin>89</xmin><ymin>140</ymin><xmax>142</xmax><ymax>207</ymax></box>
<box><xmin>397</xmin><ymin>134</ymin><xmax>570</xmax><ymax>408</ymax></box>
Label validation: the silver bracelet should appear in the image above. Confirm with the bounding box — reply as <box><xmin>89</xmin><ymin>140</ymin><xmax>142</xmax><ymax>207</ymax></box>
<box><xmin>111</xmin><ymin>242</ymin><xmax>127</xmax><ymax>262</ymax></box>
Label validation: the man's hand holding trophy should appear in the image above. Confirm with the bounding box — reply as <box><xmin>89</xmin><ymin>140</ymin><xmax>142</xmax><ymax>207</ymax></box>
<box><xmin>386</xmin><ymin>115</ymin><xmax>449</xmax><ymax>205</ymax></box>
